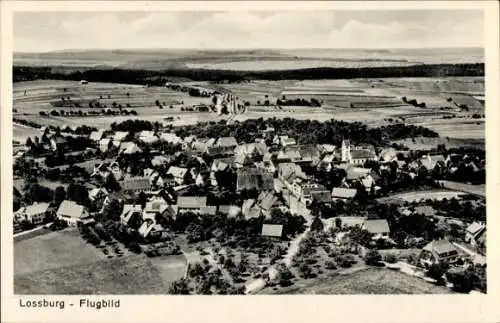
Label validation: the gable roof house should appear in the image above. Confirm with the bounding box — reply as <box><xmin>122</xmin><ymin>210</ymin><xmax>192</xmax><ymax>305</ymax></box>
<box><xmin>236</xmin><ymin>169</ymin><xmax>274</xmax><ymax>192</ymax></box>
<box><xmin>465</xmin><ymin>222</ymin><xmax>486</xmax><ymax>248</ymax></box>
<box><xmin>176</xmin><ymin>196</ymin><xmax>208</xmax><ymax>214</ymax></box>
<box><xmin>21</xmin><ymin>202</ymin><xmax>51</xmax><ymax>225</ymax></box>
<box><xmin>261</xmin><ymin>224</ymin><xmax>284</xmax><ymax>238</ymax></box>
<box><xmin>56</xmin><ymin>200</ymin><xmax>89</xmax><ymax>226</ymax></box>
<box><xmin>278</xmin><ymin>163</ymin><xmax>307</xmax><ymax>183</ymax></box>
<box><xmin>89</xmin><ymin>130</ymin><xmax>105</xmax><ymax>142</ymax></box>
<box><xmin>419</xmin><ymin>239</ymin><xmax>459</xmax><ymax>268</ymax></box>
<box><xmin>143</xmin><ymin>199</ymin><xmax>171</xmax><ymax>222</ymax></box>
<box><xmin>120</xmin><ymin>204</ymin><xmax>143</xmax><ymax>227</ymax></box>
<box><xmin>420</xmin><ymin>154</ymin><xmax>446</xmax><ymax>171</ymax></box>
<box><xmin>362</xmin><ymin>219</ymin><xmax>390</xmax><ymax>239</ymax></box>
<box><xmin>99</xmin><ymin>138</ymin><xmax>113</xmax><ymax>152</ymax></box>
<box><xmin>160</xmin><ymin>132</ymin><xmax>183</xmax><ymax>145</ymax></box>
<box><xmin>138</xmin><ymin>130</ymin><xmax>159</xmax><ymax>144</ymax></box>
<box><xmin>120</xmin><ymin>176</ymin><xmax>152</xmax><ymax>195</ymax></box>
<box><xmin>167</xmin><ymin>166</ymin><xmax>189</xmax><ymax>185</ymax></box>
<box><xmin>215</xmin><ymin>136</ymin><xmax>238</xmax><ymax>149</ymax></box>
<box><xmin>378</xmin><ymin>148</ymin><xmax>398</xmax><ymax>163</ymax></box>
<box><xmin>331</xmin><ymin>187</ymin><xmax>358</xmax><ymax>200</ymax></box>
<box><xmin>88</xmin><ymin>187</ymin><xmax>109</xmax><ymax>209</ymax></box>
<box><xmin>120</xmin><ymin>142</ymin><xmax>143</xmax><ymax>155</ymax></box>
<box><xmin>113</xmin><ymin>131</ymin><xmax>129</xmax><ymax>142</ymax></box>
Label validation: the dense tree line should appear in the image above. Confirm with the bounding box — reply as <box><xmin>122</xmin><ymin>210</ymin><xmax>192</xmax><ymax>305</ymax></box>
<box><xmin>13</xmin><ymin>63</ymin><xmax>484</xmax><ymax>83</ymax></box>
<box><xmin>175</xmin><ymin>117</ymin><xmax>438</xmax><ymax>147</ymax></box>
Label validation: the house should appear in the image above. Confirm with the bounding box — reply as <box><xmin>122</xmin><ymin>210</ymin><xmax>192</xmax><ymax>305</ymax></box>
<box><xmin>143</xmin><ymin>199</ymin><xmax>171</xmax><ymax>222</ymax></box>
<box><xmin>192</xmin><ymin>138</ymin><xmax>216</xmax><ymax>153</ymax></box>
<box><xmin>138</xmin><ymin>130</ymin><xmax>159</xmax><ymax>144</ymax></box>
<box><xmin>277</xmin><ymin>148</ymin><xmax>301</xmax><ymax>163</ymax></box>
<box><xmin>160</xmin><ymin>132</ymin><xmax>183</xmax><ymax>145</ymax></box>
<box><xmin>167</xmin><ymin>166</ymin><xmax>189</xmax><ymax>185</ymax></box>
<box><xmin>278</xmin><ymin>136</ymin><xmax>297</xmax><ymax>147</ymax></box>
<box><xmin>341</xmin><ymin>140</ymin><xmax>377</xmax><ymax>165</ymax></box>
<box><xmin>233</xmin><ymin>153</ymin><xmax>254</xmax><ymax>168</ymax></box>
<box><xmin>331</xmin><ymin>187</ymin><xmax>357</xmax><ymax>201</ymax></box>
<box><xmin>120</xmin><ymin>177</ymin><xmax>152</xmax><ymax>195</ymax></box>
<box><xmin>113</xmin><ymin>131</ymin><xmax>129</xmax><ymax>142</ymax></box>
<box><xmin>218</xmin><ymin>205</ymin><xmax>242</xmax><ymax>218</ymax></box>
<box><xmin>362</xmin><ymin>219</ymin><xmax>390</xmax><ymax>239</ymax></box>
<box><xmin>297</xmin><ymin>145</ymin><xmax>321</xmax><ymax>165</ymax></box>
<box><xmin>236</xmin><ymin>169</ymin><xmax>274</xmax><ymax>192</ymax></box>
<box><xmin>56</xmin><ymin>200</ymin><xmax>89</xmax><ymax>226</ymax></box>
<box><xmin>420</xmin><ymin>154</ymin><xmax>446</xmax><ymax>171</ymax></box>
<box><xmin>200</xmin><ymin>206</ymin><xmax>217</xmax><ymax>216</ymax></box>
<box><xmin>335</xmin><ymin>216</ymin><xmax>366</xmax><ymax>229</ymax></box>
<box><xmin>120</xmin><ymin>142</ymin><xmax>142</xmax><ymax>155</ymax></box>
<box><xmin>88</xmin><ymin>187</ymin><xmax>109</xmax><ymax>209</ymax></box>
<box><xmin>378</xmin><ymin>148</ymin><xmax>398</xmax><ymax>163</ymax></box>
<box><xmin>261</xmin><ymin>224</ymin><xmax>283</xmax><ymax>238</ymax></box>
<box><xmin>215</xmin><ymin>136</ymin><xmax>238</xmax><ymax>149</ymax></box>
<box><xmin>19</xmin><ymin>202</ymin><xmax>51</xmax><ymax>225</ymax></box>
<box><xmin>234</xmin><ymin>143</ymin><xmax>268</xmax><ymax>161</ymax></box>
<box><xmin>182</xmin><ymin>135</ymin><xmax>197</xmax><ymax>149</ymax></box>
<box><xmin>317</xmin><ymin>144</ymin><xmax>336</xmax><ymax>155</ymax></box>
<box><xmin>206</xmin><ymin>145</ymin><xmax>234</xmax><ymax>158</ymax></box>
<box><xmin>89</xmin><ymin>130</ymin><xmax>105</xmax><ymax>142</ymax></box>
<box><xmin>318</xmin><ymin>154</ymin><xmax>335</xmax><ymax>172</ymax></box>
<box><xmin>151</xmin><ymin>155</ymin><xmax>170</xmax><ymax>167</ymax></box>
<box><xmin>344</xmin><ymin>166</ymin><xmax>372</xmax><ymax>181</ymax></box>
<box><xmin>92</xmin><ymin>162</ymin><xmax>111</xmax><ymax>178</ymax></box>
<box><xmin>176</xmin><ymin>196</ymin><xmax>208</xmax><ymax>214</ymax></box>
<box><xmin>242</xmin><ymin>199</ymin><xmax>257</xmax><ymax>218</ymax></box>
<box><xmin>465</xmin><ymin>222</ymin><xmax>486</xmax><ymax>248</ymax></box>
<box><xmin>255</xmin><ymin>158</ymin><xmax>276</xmax><ymax>174</ymax></box>
<box><xmin>120</xmin><ymin>204</ymin><xmax>143</xmax><ymax>227</ymax></box>
<box><xmin>419</xmin><ymin>239</ymin><xmax>459</xmax><ymax>268</ymax></box>
<box><xmin>278</xmin><ymin>163</ymin><xmax>307</xmax><ymax>183</ymax></box>
<box><xmin>296</xmin><ymin>183</ymin><xmax>329</xmax><ymax>205</ymax></box>
<box><xmin>99</xmin><ymin>138</ymin><xmax>112</xmax><ymax>152</ymax></box>
<box><xmin>256</xmin><ymin>191</ymin><xmax>279</xmax><ymax>213</ymax></box>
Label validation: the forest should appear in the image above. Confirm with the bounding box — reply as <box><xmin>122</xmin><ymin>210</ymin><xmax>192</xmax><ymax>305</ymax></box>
<box><xmin>13</xmin><ymin>63</ymin><xmax>484</xmax><ymax>83</ymax></box>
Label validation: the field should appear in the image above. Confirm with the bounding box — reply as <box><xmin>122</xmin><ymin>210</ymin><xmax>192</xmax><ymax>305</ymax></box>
<box><xmin>281</xmin><ymin>267</ymin><xmax>452</xmax><ymax>294</ymax></box>
<box><xmin>13</xmin><ymin>76</ymin><xmax>484</xmax><ymax>143</ymax></box>
<box><xmin>377</xmin><ymin>190</ymin><xmax>467</xmax><ymax>204</ymax></box>
<box><xmin>14</xmin><ymin>228</ymin><xmax>187</xmax><ymax>294</ymax></box>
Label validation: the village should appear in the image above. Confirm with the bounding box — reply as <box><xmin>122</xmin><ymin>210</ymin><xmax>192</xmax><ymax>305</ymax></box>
<box><xmin>13</xmin><ymin>109</ymin><xmax>486</xmax><ymax>295</ymax></box>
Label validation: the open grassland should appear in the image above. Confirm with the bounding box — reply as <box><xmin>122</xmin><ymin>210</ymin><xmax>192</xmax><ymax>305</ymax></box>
<box><xmin>14</xmin><ymin>228</ymin><xmax>187</xmax><ymax>294</ymax></box>
<box><xmin>282</xmin><ymin>268</ymin><xmax>452</xmax><ymax>294</ymax></box>
<box><xmin>391</xmin><ymin>137</ymin><xmax>485</xmax><ymax>150</ymax></box>
<box><xmin>14</xmin><ymin>229</ymin><xmax>106</xmax><ymax>276</ymax></box>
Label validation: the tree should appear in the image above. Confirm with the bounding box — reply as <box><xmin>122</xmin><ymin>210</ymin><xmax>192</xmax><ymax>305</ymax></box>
<box><xmin>364</xmin><ymin>250</ymin><xmax>383</xmax><ymax>266</ymax></box>
<box><xmin>310</xmin><ymin>216</ymin><xmax>324</xmax><ymax>232</ymax></box>
<box><xmin>446</xmin><ymin>269</ymin><xmax>474</xmax><ymax>293</ymax></box>
<box><xmin>104</xmin><ymin>173</ymin><xmax>121</xmax><ymax>192</ymax></box>
<box><xmin>426</xmin><ymin>263</ymin><xmax>447</xmax><ymax>285</ymax></box>
<box><xmin>168</xmin><ymin>278</ymin><xmax>190</xmax><ymax>295</ymax></box>
<box><xmin>53</xmin><ymin>186</ymin><xmax>66</xmax><ymax>206</ymax></box>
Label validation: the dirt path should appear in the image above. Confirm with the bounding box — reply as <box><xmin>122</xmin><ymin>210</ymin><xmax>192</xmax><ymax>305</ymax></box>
<box><xmin>452</xmin><ymin>242</ymin><xmax>486</xmax><ymax>265</ymax></box>
<box><xmin>283</xmin><ymin>225</ymin><xmax>311</xmax><ymax>268</ymax></box>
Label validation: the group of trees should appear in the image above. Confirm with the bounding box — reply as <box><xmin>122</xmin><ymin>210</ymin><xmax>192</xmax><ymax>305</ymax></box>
<box><xmin>275</xmin><ymin>97</ymin><xmax>322</xmax><ymax>107</ymax></box>
<box><xmin>402</xmin><ymin>96</ymin><xmax>426</xmax><ymax>108</ymax></box>
<box><xmin>110</xmin><ymin>119</ymin><xmax>157</xmax><ymax>132</ymax></box>
<box><xmin>175</xmin><ymin>117</ymin><xmax>439</xmax><ymax>148</ymax></box>
<box><xmin>13</xmin><ymin>118</ymin><xmax>42</xmax><ymax>129</ymax></box>
<box><xmin>42</xmin><ymin>108</ymin><xmax>138</xmax><ymax>118</ymax></box>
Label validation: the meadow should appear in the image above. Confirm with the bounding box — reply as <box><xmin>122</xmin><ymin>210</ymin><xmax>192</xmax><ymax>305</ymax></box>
<box><xmin>14</xmin><ymin>228</ymin><xmax>187</xmax><ymax>294</ymax></box>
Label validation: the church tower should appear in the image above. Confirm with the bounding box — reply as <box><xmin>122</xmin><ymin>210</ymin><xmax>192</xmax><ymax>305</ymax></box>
<box><xmin>341</xmin><ymin>139</ymin><xmax>351</xmax><ymax>162</ymax></box>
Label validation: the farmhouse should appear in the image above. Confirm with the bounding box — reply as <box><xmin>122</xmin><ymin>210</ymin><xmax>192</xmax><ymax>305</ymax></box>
<box><xmin>56</xmin><ymin>200</ymin><xmax>89</xmax><ymax>226</ymax></box>
<box><xmin>99</xmin><ymin>138</ymin><xmax>112</xmax><ymax>152</ymax></box>
<box><xmin>465</xmin><ymin>222</ymin><xmax>486</xmax><ymax>248</ymax></box>
<box><xmin>362</xmin><ymin>219</ymin><xmax>390</xmax><ymax>239</ymax></box>
<box><xmin>113</xmin><ymin>131</ymin><xmax>129</xmax><ymax>142</ymax></box>
<box><xmin>419</xmin><ymin>239</ymin><xmax>459</xmax><ymax>268</ymax></box>
<box><xmin>420</xmin><ymin>154</ymin><xmax>446</xmax><ymax>171</ymax></box>
<box><xmin>138</xmin><ymin>131</ymin><xmax>159</xmax><ymax>144</ymax></box>
<box><xmin>160</xmin><ymin>132</ymin><xmax>183</xmax><ymax>145</ymax></box>
<box><xmin>18</xmin><ymin>202</ymin><xmax>51</xmax><ymax>225</ymax></box>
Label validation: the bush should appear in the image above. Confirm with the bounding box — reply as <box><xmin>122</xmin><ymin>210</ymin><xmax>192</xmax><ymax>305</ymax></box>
<box><xmin>364</xmin><ymin>250</ymin><xmax>383</xmax><ymax>266</ymax></box>
<box><xmin>384</xmin><ymin>253</ymin><xmax>398</xmax><ymax>264</ymax></box>
<box><xmin>426</xmin><ymin>263</ymin><xmax>447</xmax><ymax>285</ymax></box>
<box><xmin>446</xmin><ymin>270</ymin><xmax>474</xmax><ymax>293</ymax></box>
<box><xmin>325</xmin><ymin>261</ymin><xmax>337</xmax><ymax>270</ymax></box>
<box><xmin>335</xmin><ymin>255</ymin><xmax>353</xmax><ymax>268</ymax></box>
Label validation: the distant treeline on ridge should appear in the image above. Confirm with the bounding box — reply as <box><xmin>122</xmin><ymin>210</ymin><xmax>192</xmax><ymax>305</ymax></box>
<box><xmin>13</xmin><ymin>63</ymin><xmax>484</xmax><ymax>84</ymax></box>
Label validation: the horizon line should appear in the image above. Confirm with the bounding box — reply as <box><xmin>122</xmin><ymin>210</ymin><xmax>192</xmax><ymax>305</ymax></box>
<box><xmin>14</xmin><ymin>46</ymin><xmax>485</xmax><ymax>55</ymax></box>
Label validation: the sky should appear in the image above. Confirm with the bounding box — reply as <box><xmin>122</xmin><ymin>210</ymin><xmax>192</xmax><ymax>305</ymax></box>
<box><xmin>14</xmin><ymin>10</ymin><xmax>484</xmax><ymax>52</ymax></box>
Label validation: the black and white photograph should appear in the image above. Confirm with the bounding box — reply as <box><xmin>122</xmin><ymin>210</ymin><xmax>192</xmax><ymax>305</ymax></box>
<box><xmin>5</xmin><ymin>4</ymin><xmax>493</xmax><ymax>300</ymax></box>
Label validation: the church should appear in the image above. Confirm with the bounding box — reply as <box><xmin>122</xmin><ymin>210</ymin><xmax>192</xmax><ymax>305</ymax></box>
<box><xmin>341</xmin><ymin>140</ymin><xmax>377</xmax><ymax>165</ymax></box>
